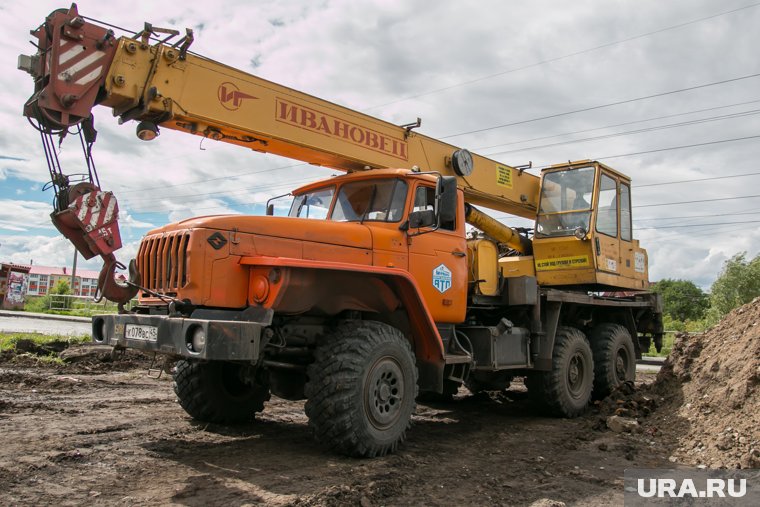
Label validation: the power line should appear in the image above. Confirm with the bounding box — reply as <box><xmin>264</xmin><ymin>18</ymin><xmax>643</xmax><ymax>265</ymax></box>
<box><xmin>118</xmin><ymin>161</ymin><xmax>311</xmax><ymax>194</ymax></box>
<box><xmin>634</xmin><ymin>193</ymin><xmax>760</xmax><ymax>208</ymax></box>
<box><xmin>473</xmin><ymin>98</ymin><xmax>760</xmax><ymax>152</ymax></box>
<box><xmin>532</xmin><ymin>133</ymin><xmax>760</xmax><ymax>169</ymax></box>
<box><xmin>635</xmin><ymin>209</ymin><xmax>760</xmax><ymax>221</ymax></box>
<box><xmin>483</xmin><ymin>109</ymin><xmax>760</xmax><ymax>156</ymax></box>
<box><xmin>636</xmin><ymin>219</ymin><xmax>760</xmax><ymax>229</ymax></box>
<box><xmin>365</xmin><ymin>1</ymin><xmax>760</xmax><ymax>111</ymax></box>
<box><xmin>122</xmin><ymin>175</ymin><xmax>323</xmax><ymax>206</ymax></box>
<box><xmin>635</xmin><ymin>171</ymin><xmax>760</xmax><ymax>188</ymax></box>
<box><xmin>123</xmin><ymin>131</ymin><xmax>760</xmax><ymax>205</ymax></box>
<box><xmin>439</xmin><ymin>72</ymin><xmax>760</xmax><ymax>140</ymax></box>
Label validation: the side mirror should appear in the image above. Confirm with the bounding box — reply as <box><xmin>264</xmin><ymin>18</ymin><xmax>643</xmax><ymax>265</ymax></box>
<box><xmin>438</xmin><ymin>176</ymin><xmax>457</xmax><ymax>224</ymax></box>
<box><xmin>266</xmin><ymin>204</ymin><xmax>274</xmax><ymax>216</ymax></box>
<box><xmin>408</xmin><ymin>209</ymin><xmax>436</xmax><ymax>229</ymax></box>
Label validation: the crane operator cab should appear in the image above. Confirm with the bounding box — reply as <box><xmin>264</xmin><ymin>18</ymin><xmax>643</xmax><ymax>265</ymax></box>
<box><xmin>532</xmin><ymin>160</ymin><xmax>650</xmax><ymax>291</ymax></box>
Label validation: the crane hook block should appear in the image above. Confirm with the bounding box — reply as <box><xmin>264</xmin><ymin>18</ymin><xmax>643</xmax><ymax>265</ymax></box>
<box><xmin>51</xmin><ymin>182</ymin><xmax>123</xmax><ymax>260</ymax></box>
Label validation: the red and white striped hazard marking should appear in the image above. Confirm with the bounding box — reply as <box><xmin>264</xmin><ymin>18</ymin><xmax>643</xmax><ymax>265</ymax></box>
<box><xmin>56</xmin><ymin>39</ymin><xmax>106</xmax><ymax>87</ymax></box>
<box><xmin>72</xmin><ymin>191</ymin><xmax>118</xmax><ymax>232</ymax></box>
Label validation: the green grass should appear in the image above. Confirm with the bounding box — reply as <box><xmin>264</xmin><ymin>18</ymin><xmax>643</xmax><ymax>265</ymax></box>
<box><xmin>23</xmin><ymin>295</ymin><xmax>135</xmax><ymax>317</ymax></box>
<box><xmin>0</xmin><ymin>332</ymin><xmax>90</xmax><ymax>353</ymax></box>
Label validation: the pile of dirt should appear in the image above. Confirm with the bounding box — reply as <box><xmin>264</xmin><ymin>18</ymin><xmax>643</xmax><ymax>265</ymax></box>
<box><xmin>652</xmin><ymin>297</ymin><xmax>760</xmax><ymax>468</ymax></box>
<box><xmin>0</xmin><ymin>342</ymin><xmax>152</xmax><ymax>373</ymax></box>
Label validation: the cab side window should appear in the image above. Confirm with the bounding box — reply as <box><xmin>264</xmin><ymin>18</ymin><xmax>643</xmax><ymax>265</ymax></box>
<box><xmin>596</xmin><ymin>174</ymin><xmax>618</xmax><ymax>237</ymax></box>
<box><xmin>620</xmin><ymin>183</ymin><xmax>632</xmax><ymax>241</ymax></box>
<box><xmin>414</xmin><ymin>186</ymin><xmax>455</xmax><ymax>231</ymax></box>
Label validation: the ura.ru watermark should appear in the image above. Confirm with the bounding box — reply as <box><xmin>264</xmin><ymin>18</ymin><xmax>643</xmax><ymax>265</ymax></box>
<box><xmin>624</xmin><ymin>469</ymin><xmax>759</xmax><ymax>505</ymax></box>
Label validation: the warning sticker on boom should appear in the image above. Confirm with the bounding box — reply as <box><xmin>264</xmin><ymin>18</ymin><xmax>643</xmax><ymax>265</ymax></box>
<box><xmin>535</xmin><ymin>255</ymin><xmax>590</xmax><ymax>271</ymax></box>
<box><xmin>496</xmin><ymin>165</ymin><xmax>513</xmax><ymax>189</ymax></box>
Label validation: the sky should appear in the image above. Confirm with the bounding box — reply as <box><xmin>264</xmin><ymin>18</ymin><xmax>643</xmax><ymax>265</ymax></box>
<box><xmin>1</xmin><ymin>0</ymin><xmax>759</xmax><ymax>290</ymax></box>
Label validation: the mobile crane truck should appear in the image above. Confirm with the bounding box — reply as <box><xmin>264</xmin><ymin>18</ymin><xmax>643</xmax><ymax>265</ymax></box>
<box><xmin>19</xmin><ymin>5</ymin><xmax>662</xmax><ymax>457</ymax></box>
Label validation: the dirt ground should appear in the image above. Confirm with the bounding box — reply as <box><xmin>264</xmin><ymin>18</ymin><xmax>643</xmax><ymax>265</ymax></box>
<box><xmin>0</xmin><ymin>347</ymin><xmax>673</xmax><ymax>507</ymax></box>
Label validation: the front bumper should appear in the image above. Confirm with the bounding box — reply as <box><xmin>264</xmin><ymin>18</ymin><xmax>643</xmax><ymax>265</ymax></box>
<box><xmin>92</xmin><ymin>313</ymin><xmax>270</xmax><ymax>361</ymax></box>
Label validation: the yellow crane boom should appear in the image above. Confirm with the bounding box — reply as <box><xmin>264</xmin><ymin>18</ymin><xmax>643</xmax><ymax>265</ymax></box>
<box><xmin>21</xmin><ymin>4</ymin><xmax>539</xmax><ymax>219</ymax></box>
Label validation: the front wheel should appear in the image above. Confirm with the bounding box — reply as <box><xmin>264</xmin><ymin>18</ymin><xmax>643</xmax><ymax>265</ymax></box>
<box><xmin>173</xmin><ymin>360</ymin><xmax>270</xmax><ymax>424</ymax></box>
<box><xmin>304</xmin><ymin>321</ymin><xmax>418</xmax><ymax>457</ymax></box>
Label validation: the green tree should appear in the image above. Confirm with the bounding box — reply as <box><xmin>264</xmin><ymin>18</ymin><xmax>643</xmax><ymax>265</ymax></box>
<box><xmin>651</xmin><ymin>278</ymin><xmax>708</xmax><ymax>321</ymax></box>
<box><xmin>710</xmin><ymin>252</ymin><xmax>760</xmax><ymax>315</ymax></box>
<box><xmin>50</xmin><ymin>279</ymin><xmax>72</xmax><ymax>295</ymax></box>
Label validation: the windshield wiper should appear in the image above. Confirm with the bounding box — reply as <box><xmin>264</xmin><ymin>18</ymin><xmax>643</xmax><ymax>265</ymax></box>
<box><xmin>359</xmin><ymin>185</ymin><xmax>378</xmax><ymax>225</ymax></box>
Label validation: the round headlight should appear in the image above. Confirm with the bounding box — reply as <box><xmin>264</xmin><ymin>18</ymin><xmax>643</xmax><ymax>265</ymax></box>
<box><xmin>190</xmin><ymin>326</ymin><xmax>206</xmax><ymax>353</ymax></box>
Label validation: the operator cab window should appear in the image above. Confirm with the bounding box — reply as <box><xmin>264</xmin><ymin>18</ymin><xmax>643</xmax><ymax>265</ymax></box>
<box><xmin>536</xmin><ymin>166</ymin><xmax>594</xmax><ymax>237</ymax></box>
<box><xmin>331</xmin><ymin>179</ymin><xmax>408</xmax><ymax>222</ymax></box>
<box><xmin>414</xmin><ymin>185</ymin><xmax>455</xmax><ymax>230</ymax></box>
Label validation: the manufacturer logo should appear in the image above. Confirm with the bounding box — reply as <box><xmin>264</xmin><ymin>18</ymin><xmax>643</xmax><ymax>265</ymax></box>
<box><xmin>275</xmin><ymin>98</ymin><xmax>408</xmax><ymax>161</ymax></box>
<box><xmin>218</xmin><ymin>82</ymin><xmax>257</xmax><ymax>110</ymax></box>
<box><xmin>432</xmin><ymin>264</ymin><xmax>452</xmax><ymax>294</ymax></box>
<box><xmin>207</xmin><ymin>232</ymin><xmax>228</xmax><ymax>250</ymax></box>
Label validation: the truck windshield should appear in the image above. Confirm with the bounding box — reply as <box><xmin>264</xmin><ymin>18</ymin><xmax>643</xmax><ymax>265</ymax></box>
<box><xmin>536</xmin><ymin>166</ymin><xmax>594</xmax><ymax>237</ymax></box>
<box><xmin>332</xmin><ymin>179</ymin><xmax>408</xmax><ymax>222</ymax></box>
<box><xmin>289</xmin><ymin>187</ymin><xmax>335</xmax><ymax>219</ymax></box>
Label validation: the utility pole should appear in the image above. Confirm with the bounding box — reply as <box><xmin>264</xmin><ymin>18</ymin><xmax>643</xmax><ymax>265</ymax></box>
<box><xmin>70</xmin><ymin>249</ymin><xmax>78</xmax><ymax>296</ymax></box>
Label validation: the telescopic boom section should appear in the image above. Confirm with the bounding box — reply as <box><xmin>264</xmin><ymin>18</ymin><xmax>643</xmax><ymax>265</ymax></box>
<box><xmin>20</xmin><ymin>4</ymin><xmax>540</xmax><ymax>219</ymax></box>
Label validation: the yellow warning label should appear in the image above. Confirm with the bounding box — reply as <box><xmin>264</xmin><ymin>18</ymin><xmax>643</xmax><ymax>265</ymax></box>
<box><xmin>496</xmin><ymin>165</ymin><xmax>513</xmax><ymax>188</ymax></box>
<box><xmin>535</xmin><ymin>255</ymin><xmax>591</xmax><ymax>271</ymax></box>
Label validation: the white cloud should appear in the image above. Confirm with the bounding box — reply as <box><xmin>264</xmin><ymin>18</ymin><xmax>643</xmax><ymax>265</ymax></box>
<box><xmin>0</xmin><ymin>0</ymin><xmax>758</xmax><ymax>288</ymax></box>
<box><xmin>0</xmin><ymin>199</ymin><xmax>54</xmax><ymax>232</ymax></box>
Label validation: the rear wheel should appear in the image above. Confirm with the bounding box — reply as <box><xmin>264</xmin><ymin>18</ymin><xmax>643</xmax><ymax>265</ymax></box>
<box><xmin>173</xmin><ymin>360</ymin><xmax>270</xmax><ymax>423</ymax></box>
<box><xmin>304</xmin><ymin>321</ymin><xmax>418</xmax><ymax>457</ymax></box>
<box><xmin>539</xmin><ymin>326</ymin><xmax>594</xmax><ymax>417</ymax></box>
<box><xmin>590</xmin><ymin>323</ymin><xmax>636</xmax><ymax>398</ymax></box>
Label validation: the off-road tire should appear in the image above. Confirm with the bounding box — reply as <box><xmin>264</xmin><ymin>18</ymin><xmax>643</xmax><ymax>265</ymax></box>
<box><xmin>173</xmin><ymin>360</ymin><xmax>270</xmax><ymax>424</ymax></box>
<box><xmin>590</xmin><ymin>323</ymin><xmax>636</xmax><ymax>399</ymax></box>
<box><xmin>304</xmin><ymin>321</ymin><xmax>418</xmax><ymax>457</ymax></box>
<box><xmin>540</xmin><ymin>326</ymin><xmax>594</xmax><ymax>417</ymax></box>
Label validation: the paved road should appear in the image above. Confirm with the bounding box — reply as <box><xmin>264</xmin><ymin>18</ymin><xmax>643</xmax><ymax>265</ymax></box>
<box><xmin>637</xmin><ymin>356</ymin><xmax>665</xmax><ymax>373</ymax></box>
<box><xmin>0</xmin><ymin>311</ymin><xmax>667</xmax><ymax>372</ymax></box>
<box><xmin>0</xmin><ymin>314</ymin><xmax>91</xmax><ymax>336</ymax></box>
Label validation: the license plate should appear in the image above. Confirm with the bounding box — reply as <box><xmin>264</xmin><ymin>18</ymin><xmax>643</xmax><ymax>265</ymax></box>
<box><xmin>124</xmin><ymin>324</ymin><xmax>158</xmax><ymax>342</ymax></box>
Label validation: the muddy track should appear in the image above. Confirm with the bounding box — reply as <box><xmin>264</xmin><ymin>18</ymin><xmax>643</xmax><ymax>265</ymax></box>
<box><xmin>0</xmin><ymin>361</ymin><xmax>669</xmax><ymax>507</ymax></box>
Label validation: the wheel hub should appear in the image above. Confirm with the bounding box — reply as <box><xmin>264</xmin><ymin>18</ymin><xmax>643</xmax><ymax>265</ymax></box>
<box><xmin>365</xmin><ymin>356</ymin><xmax>404</xmax><ymax>430</ymax></box>
<box><xmin>615</xmin><ymin>349</ymin><xmax>628</xmax><ymax>381</ymax></box>
<box><xmin>567</xmin><ymin>352</ymin><xmax>585</xmax><ymax>398</ymax></box>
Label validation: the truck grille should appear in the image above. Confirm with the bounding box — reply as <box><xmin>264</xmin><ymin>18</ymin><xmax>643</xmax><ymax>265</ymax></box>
<box><xmin>137</xmin><ymin>231</ymin><xmax>190</xmax><ymax>293</ymax></box>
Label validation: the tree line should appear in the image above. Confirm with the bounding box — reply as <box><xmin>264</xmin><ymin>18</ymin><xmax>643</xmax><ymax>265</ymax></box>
<box><xmin>652</xmin><ymin>252</ymin><xmax>760</xmax><ymax>331</ymax></box>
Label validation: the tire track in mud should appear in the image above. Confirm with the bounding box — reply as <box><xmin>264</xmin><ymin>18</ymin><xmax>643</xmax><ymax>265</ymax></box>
<box><xmin>0</xmin><ymin>365</ymin><xmax>672</xmax><ymax>506</ymax></box>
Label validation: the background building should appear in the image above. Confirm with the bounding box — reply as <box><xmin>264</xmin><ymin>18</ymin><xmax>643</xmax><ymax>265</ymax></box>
<box><xmin>26</xmin><ymin>265</ymin><xmax>101</xmax><ymax>298</ymax></box>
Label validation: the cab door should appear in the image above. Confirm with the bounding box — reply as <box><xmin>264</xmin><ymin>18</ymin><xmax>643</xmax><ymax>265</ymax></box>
<box><xmin>406</xmin><ymin>183</ymin><xmax>468</xmax><ymax>324</ymax></box>
<box><xmin>594</xmin><ymin>172</ymin><xmax>621</xmax><ymax>276</ymax></box>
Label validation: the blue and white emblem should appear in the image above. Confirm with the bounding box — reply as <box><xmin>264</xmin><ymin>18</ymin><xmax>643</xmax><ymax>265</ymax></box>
<box><xmin>432</xmin><ymin>264</ymin><xmax>452</xmax><ymax>294</ymax></box>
